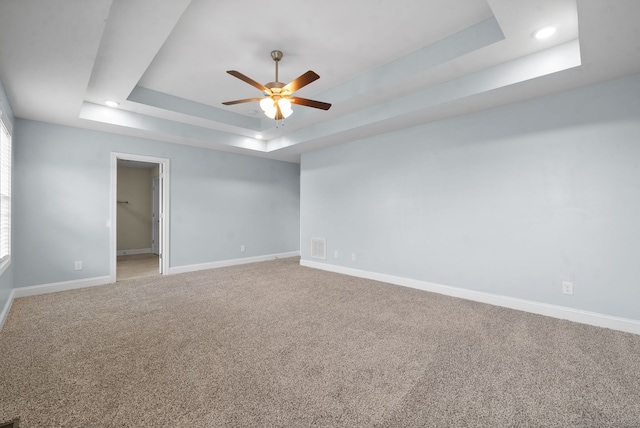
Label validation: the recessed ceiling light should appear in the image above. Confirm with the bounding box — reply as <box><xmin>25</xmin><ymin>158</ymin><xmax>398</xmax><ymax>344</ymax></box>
<box><xmin>105</xmin><ymin>100</ymin><xmax>120</xmax><ymax>108</ymax></box>
<box><xmin>533</xmin><ymin>26</ymin><xmax>556</xmax><ymax>39</ymax></box>
<box><xmin>256</xmin><ymin>134</ymin><xmax>263</xmax><ymax>139</ymax></box>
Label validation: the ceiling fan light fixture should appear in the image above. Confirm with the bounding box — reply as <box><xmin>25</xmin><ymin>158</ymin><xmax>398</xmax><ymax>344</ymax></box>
<box><xmin>264</xmin><ymin>107</ymin><xmax>277</xmax><ymax>119</ymax></box>
<box><xmin>260</xmin><ymin>97</ymin><xmax>293</xmax><ymax>119</ymax></box>
<box><xmin>260</xmin><ymin>97</ymin><xmax>274</xmax><ymax>113</ymax></box>
<box><xmin>260</xmin><ymin>98</ymin><xmax>278</xmax><ymax>119</ymax></box>
<box><xmin>278</xmin><ymin>98</ymin><xmax>293</xmax><ymax>118</ymax></box>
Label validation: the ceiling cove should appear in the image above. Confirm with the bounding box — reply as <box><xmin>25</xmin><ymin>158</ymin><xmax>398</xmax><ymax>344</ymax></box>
<box><xmin>3</xmin><ymin>1</ymin><xmax>639</xmax><ymax>162</ymax></box>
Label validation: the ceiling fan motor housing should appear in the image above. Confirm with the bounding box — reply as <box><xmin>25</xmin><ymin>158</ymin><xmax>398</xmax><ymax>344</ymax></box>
<box><xmin>265</xmin><ymin>81</ymin><xmax>286</xmax><ymax>97</ymax></box>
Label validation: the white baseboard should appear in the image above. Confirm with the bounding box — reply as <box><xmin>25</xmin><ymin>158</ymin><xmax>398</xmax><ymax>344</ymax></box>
<box><xmin>12</xmin><ymin>276</ymin><xmax>113</xmax><ymax>299</ymax></box>
<box><xmin>0</xmin><ymin>289</ymin><xmax>15</xmax><ymax>331</ymax></box>
<box><xmin>300</xmin><ymin>259</ymin><xmax>640</xmax><ymax>336</ymax></box>
<box><xmin>170</xmin><ymin>251</ymin><xmax>300</xmax><ymax>275</ymax></box>
<box><xmin>117</xmin><ymin>248</ymin><xmax>152</xmax><ymax>256</ymax></box>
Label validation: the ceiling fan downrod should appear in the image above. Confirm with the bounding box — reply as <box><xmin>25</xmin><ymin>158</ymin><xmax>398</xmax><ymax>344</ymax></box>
<box><xmin>271</xmin><ymin>50</ymin><xmax>283</xmax><ymax>83</ymax></box>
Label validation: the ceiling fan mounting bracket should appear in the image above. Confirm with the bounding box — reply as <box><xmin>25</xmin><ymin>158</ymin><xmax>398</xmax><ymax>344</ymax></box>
<box><xmin>270</xmin><ymin>50</ymin><xmax>283</xmax><ymax>62</ymax></box>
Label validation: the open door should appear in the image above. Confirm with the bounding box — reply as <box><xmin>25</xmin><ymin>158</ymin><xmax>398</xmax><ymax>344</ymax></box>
<box><xmin>152</xmin><ymin>176</ymin><xmax>160</xmax><ymax>255</ymax></box>
<box><xmin>155</xmin><ymin>162</ymin><xmax>165</xmax><ymax>275</ymax></box>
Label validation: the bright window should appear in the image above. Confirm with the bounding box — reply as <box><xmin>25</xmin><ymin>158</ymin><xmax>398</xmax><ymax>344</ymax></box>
<box><xmin>0</xmin><ymin>112</ymin><xmax>11</xmax><ymax>266</ymax></box>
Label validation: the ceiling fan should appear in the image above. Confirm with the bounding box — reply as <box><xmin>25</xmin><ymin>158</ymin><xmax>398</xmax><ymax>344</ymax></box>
<box><xmin>222</xmin><ymin>50</ymin><xmax>331</xmax><ymax>120</ymax></box>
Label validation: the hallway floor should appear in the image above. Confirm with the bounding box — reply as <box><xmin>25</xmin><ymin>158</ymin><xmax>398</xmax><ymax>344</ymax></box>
<box><xmin>117</xmin><ymin>253</ymin><xmax>160</xmax><ymax>281</ymax></box>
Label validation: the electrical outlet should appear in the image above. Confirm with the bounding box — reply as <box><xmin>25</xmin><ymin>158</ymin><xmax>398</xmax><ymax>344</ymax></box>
<box><xmin>240</xmin><ymin>245</ymin><xmax>245</xmax><ymax>252</ymax></box>
<box><xmin>74</xmin><ymin>261</ymin><xmax>83</xmax><ymax>271</ymax></box>
<box><xmin>351</xmin><ymin>253</ymin><xmax>356</xmax><ymax>261</ymax></box>
<box><xmin>334</xmin><ymin>251</ymin><xmax>339</xmax><ymax>258</ymax></box>
<box><xmin>562</xmin><ymin>281</ymin><xmax>573</xmax><ymax>295</ymax></box>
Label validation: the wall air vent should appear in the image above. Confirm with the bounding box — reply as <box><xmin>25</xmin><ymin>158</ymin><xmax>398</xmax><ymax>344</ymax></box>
<box><xmin>311</xmin><ymin>238</ymin><xmax>326</xmax><ymax>260</ymax></box>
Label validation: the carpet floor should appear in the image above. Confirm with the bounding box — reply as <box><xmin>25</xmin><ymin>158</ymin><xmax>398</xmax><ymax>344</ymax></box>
<box><xmin>1</xmin><ymin>257</ymin><xmax>639</xmax><ymax>427</ymax></box>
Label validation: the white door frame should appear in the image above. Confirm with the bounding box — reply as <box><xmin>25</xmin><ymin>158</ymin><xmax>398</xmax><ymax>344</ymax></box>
<box><xmin>151</xmin><ymin>176</ymin><xmax>160</xmax><ymax>255</ymax></box>
<box><xmin>110</xmin><ymin>152</ymin><xmax>170</xmax><ymax>282</ymax></box>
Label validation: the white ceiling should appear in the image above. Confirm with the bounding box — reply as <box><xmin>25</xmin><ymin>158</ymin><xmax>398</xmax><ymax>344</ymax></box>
<box><xmin>0</xmin><ymin>0</ymin><xmax>639</xmax><ymax>163</ymax></box>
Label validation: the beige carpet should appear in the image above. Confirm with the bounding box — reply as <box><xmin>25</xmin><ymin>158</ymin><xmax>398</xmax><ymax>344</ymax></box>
<box><xmin>1</xmin><ymin>257</ymin><xmax>639</xmax><ymax>427</ymax></box>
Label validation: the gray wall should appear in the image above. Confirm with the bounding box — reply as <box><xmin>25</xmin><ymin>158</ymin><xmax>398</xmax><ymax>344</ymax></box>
<box><xmin>301</xmin><ymin>72</ymin><xmax>640</xmax><ymax>321</ymax></box>
<box><xmin>0</xmin><ymin>78</ymin><xmax>14</xmax><ymax>312</ymax></box>
<box><xmin>14</xmin><ymin>120</ymin><xmax>300</xmax><ymax>287</ymax></box>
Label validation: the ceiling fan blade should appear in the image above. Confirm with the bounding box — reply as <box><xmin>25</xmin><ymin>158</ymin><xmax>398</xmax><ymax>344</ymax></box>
<box><xmin>222</xmin><ymin>97</ymin><xmax>263</xmax><ymax>106</ymax></box>
<box><xmin>226</xmin><ymin>70</ymin><xmax>270</xmax><ymax>93</ymax></box>
<box><xmin>290</xmin><ymin>97</ymin><xmax>332</xmax><ymax>110</ymax></box>
<box><xmin>282</xmin><ymin>70</ymin><xmax>320</xmax><ymax>94</ymax></box>
<box><xmin>274</xmin><ymin>103</ymin><xmax>284</xmax><ymax>120</ymax></box>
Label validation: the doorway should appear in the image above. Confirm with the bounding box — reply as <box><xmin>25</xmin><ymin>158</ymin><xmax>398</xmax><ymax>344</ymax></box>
<box><xmin>110</xmin><ymin>153</ymin><xmax>170</xmax><ymax>283</ymax></box>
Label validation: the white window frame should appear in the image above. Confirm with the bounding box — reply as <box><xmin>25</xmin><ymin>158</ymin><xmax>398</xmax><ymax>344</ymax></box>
<box><xmin>0</xmin><ymin>110</ymin><xmax>12</xmax><ymax>274</ymax></box>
